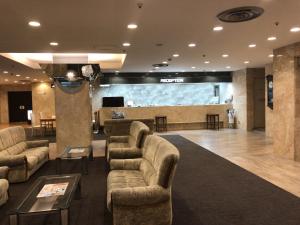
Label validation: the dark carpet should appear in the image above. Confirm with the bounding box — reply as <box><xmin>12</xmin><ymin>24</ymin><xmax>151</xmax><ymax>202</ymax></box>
<box><xmin>0</xmin><ymin>135</ymin><xmax>299</xmax><ymax>225</ymax></box>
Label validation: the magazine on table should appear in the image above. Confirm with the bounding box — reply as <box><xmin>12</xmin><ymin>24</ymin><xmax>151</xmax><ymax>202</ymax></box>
<box><xmin>69</xmin><ymin>148</ymin><xmax>86</xmax><ymax>154</ymax></box>
<box><xmin>37</xmin><ymin>183</ymin><xmax>69</xmax><ymax>198</ymax></box>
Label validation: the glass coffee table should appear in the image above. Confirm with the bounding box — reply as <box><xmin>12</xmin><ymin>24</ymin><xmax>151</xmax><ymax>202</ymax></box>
<box><xmin>56</xmin><ymin>146</ymin><xmax>93</xmax><ymax>175</ymax></box>
<box><xmin>10</xmin><ymin>174</ymin><xmax>81</xmax><ymax>225</ymax></box>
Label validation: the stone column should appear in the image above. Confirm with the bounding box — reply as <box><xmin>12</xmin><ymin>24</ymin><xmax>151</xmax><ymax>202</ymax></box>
<box><xmin>273</xmin><ymin>42</ymin><xmax>300</xmax><ymax>161</ymax></box>
<box><xmin>55</xmin><ymin>82</ymin><xmax>92</xmax><ymax>154</ymax></box>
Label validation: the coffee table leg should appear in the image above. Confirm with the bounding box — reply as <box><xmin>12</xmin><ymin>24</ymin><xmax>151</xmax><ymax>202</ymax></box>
<box><xmin>61</xmin><ymin>209</ymin><xmax>69</xmax><ymax>225</ymax></box>
<box><xmin>56</xmin><ymin>158</ymin><xmax>61</xmax><ymax>174</ymax></box>
<box><xmin>75</xmin><ymin>178</ymin><xmax>82</xmax><ymax>199</ymax></box>
<box><xmin>9</xmin><ymin>214</ymin><xmax>18</xmax><ymax>225</ymax></box>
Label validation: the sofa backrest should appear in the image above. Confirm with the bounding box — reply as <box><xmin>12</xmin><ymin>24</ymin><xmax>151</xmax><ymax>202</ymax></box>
<box><xmin>128</xmin><ymin>121</ymin><xmax>150</xmax><ymax>148</ymax></box>
<box><xmin>0</xmin><ymin>126</ymin><xmax>27</xmax><ymax>155</ymax></box>
<box><xmin>140</xmin><ymin>135</ymin><xmax>180</xmax><ymax>189</ymax></box>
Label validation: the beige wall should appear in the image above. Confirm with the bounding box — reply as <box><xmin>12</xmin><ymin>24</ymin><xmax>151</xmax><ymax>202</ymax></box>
<box><xmin>55</xmin><ymin>82</ymin><xmax>92</xmax><ymax>153</ymax></box>
<box><xmin>32</xmin><ymin>83</ymin><xmax>55</xmax><ymax>125</ymax></box>
<box><xmin>265</xmin><ymin>63</ymin><xmax>274</xmax><ymax>137</ymax></box>
<box><xmin>0</xmin><ymin>85</ymin><xmax>32</xmax><ymax>123</ymax></box>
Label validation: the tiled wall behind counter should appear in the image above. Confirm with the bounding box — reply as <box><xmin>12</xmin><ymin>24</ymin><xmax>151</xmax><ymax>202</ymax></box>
<box><xmin>92</xmin><ymin>83</ymin><xmax>232</xmax><ymax>110</ymax></box>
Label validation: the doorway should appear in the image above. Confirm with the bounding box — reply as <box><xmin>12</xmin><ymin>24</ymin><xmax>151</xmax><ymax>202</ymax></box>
<box><xmin>253</xmin><ymin>77</ymin><xmax>265</xmax><ymax>129</ymax></box>
<box><xmin>8</xmin><ymin>91</ymin><xmax>32</xmax><ymax>123</ymax></box>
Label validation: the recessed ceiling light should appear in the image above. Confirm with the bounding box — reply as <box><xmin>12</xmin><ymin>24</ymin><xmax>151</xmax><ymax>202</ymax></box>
<box><xmin>267</xmin><ymin>36</ymin><xmax>277</xmax><ymax>41</ymax></box>
<box><xmin>212</xmin><ymin>70</ymin><xmax>216</xmax><ymax>72</ymax></box>
<box><xmin>226</xmin><ymin>66</ymin><xmax>231</xmax><ymax>69</ymax></box>
<box><xmin>26</xmin><ymin>76</ymin><xmax>30</xmax><ymax>79</ymax></box>
<box><xmin>213</xmin><ymin>26</ymin><xmax>223</xmax><ymax>31</ymax></box>
<box><xmin>222</xmin><ymin>54</ymin><xmax>229</xmax><ymax>58</ymax></box>
<box><xmin>188</xmin><ymin>43</ymin><xmax>196</xmax><ymax>48</ymax></box>
<box><xmin>50</xmin><ymin>42</ymin><xmax>59</xmax><ymax>46</ymax></box>
<box><xmin>3</xmin><ymin>71</ymin><xmax>8</xmax><ymax>74</ymax></box>
<box><xmin>16</xmin><ymin>74</ymin><xmax>21</xmax><ymax>77</ymax></box>
<box><xmin>127</xmin><ymin>24</ymin><xmax>138</xmax><ymax>29</ymax></box>
<box><xmin>268</xmin><ymin>54</ymin><xmax>274</xmax><ymax>58</ymax></box>
<box><xmin>4</xmin><ymin>79</ymin><xmax>8</xmax><ymax>82</ymax></box>
<box><xmin>115</xmin><ymin>70</ymin><xmax>120</xmax><ymax>73</ymax></box>
<box><xmin>204</xmin><ymin>61</ymin><xmax>210</xmax><ymax>64</ymax></box>
<box><xmin>162</xmin><ymin>61</ymin><xmax>168</xmax><ymax>64</ymax></box>
<box><xmin>122</xmin><ymin>42</ymin><xmax>131</xmax><ymax>47</ymax></box>
<box><xmin>248</xmin><ymin>44</ymin><xmax>256</xmax><ymax>48</ymax></box>
<box><xmin>154</xmin><ymin>67</ymin><xmax>160</xmax><ymax>69</ymax></box>
<box><xmin>149</xmin><ymin>70</ymin><xmax>153</xmax><ymax>73</ymax></box>
<box><xmin>244</xmin><ymin>61</ymin><xmax>250</xmax><ymax>64</ymax></box>
<box><xmin>277</xmin><ymin>54</ymin><xmax>283</xmax><ymax>57</ymax></box>
<box><xmin>33</xmin><ymin>79</ymin><xmax>37</xmax><ymax>81</ymax></box>
<box><xmin>41</xmin><ymin>80</ymin><xmax>44</xmax><ymax>83</ymax></box>
<box><xmin>14</xmin><ymin>81</ymin><xmax>18</xmax><ymax>83</ymax></box>
<box><xmin>191</xmin><ymin>66</ymin><xmax>196</xmax><ymax>69</ymax></box>
<box><xmin>173</xmin><ymin>54</ymin><xmax>179</xmax><ymax>57</ymax></box>
<box><xmin>28</xmin><ymin>21</ymin><xmax>41</xmax><ymax>27</ymax></box>
<box><xmin>290</xmin><ymin>27</ymin><xmax>300</xmax><ymax>32</ymax></box>
<box><xmin>181</xmin><ymin>70</ymin><xmax>185</xmax><ymax>72</ymax></box>
<box><xmin>42</xmin><ymin>71</ymin><xmax>46</xmax><ymax>74</ymax></box>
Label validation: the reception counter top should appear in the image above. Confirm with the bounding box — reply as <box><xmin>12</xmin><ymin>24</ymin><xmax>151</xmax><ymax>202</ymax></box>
<box><xmin>96</xmin><ymin>104</ymin><xmax>232</xmax><ymax>130</ymax></box>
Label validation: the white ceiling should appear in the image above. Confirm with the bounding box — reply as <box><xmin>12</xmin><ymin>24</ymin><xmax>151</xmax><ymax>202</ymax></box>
<box><xmin>0</xmin><ymin>0</ymin><xmax>300</xmax><ymax>79</ymax></box>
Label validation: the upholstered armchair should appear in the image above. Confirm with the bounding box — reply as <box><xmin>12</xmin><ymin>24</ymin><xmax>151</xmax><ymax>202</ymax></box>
<box><xmin>0</xmin><ymin>166</ymin><xmax>9</xmax><ymax>206</ymax></box>
<box><xmin>0</xmin><ymin>126</ymin><xmax>50</xmax><ymax>183</ymax></box>
<box><xmin>106</xmin><ymin>121</ymin><xmax>150</xmax><ymax>162</ymax></box>
<box><xmin>107</xmin><ymin>135</ymin><xmax>180</xmax><ymax>225</ymax></box>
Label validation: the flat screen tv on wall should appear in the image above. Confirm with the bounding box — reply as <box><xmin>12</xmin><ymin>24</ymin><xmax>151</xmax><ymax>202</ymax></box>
<box><xmin>102</xmin><ymin>97</ymin><xmax>124</xmax><ymax>107</ymax></box>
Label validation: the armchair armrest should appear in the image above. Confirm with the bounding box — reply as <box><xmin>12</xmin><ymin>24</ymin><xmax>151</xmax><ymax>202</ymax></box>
<box><xmin>26</xmin><ymin>140</ymin><xmax>49</xmax><ymax>148</ymax></box>
<box><xmin>112</xmin><ymin>185</ymin><xmax>170</xmax><ymax>207</ymax></box>
<box><xmin>110</xmin><ymin>158</ymin><xmax>142</xmax><ymax>170</ymax></box>
<box><xmin>0</xmin><ymin>155</ymin><xmax>27</xmax><ymax>167</ymax></box>
<box><xmin>0</xmin><ymin>166</ymin><xmax>9</xmax><ymax>179</ymax></box>
<box><xmin>109</xmin><ymin>148</ymin><xmax>142</xmax><ymax>160</ymax></box>
<box><xmin>109</xmin><ymin>136</ymin><xmax>129</xmax><ymax>144</ymax></box>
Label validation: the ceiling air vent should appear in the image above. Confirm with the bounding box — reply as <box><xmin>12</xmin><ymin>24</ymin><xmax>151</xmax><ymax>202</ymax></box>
<box><xmin>217</xmin><ymin>6</ymin><xmax>264</xmax><ymax>23</ymax></box>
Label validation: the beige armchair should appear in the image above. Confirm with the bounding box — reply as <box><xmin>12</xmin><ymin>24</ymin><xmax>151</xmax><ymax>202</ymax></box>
<box><xmin>0</xmin><ymin>166</ymin><xmax>9</xmax><ymax>206</ymax></box>
<box><xmin>107</xmin><ymin>135</ymin><xmax>180</xmax><ymax>225</ymax></box>
<box><xmin>0</xmin><ymin>126</ymin><xmax>49</xmax><ymax>183</ymax></box>
<box><xmin>106</xmin><ymin>121</ymin><xmax>150</xmax><ymax>162</ymax></box>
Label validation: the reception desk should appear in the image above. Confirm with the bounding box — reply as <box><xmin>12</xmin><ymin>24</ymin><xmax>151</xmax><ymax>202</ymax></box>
<box><xmin>96</xmin><ymin>104</ymin><xmax>231</xmax><ymax>131</ymax></box>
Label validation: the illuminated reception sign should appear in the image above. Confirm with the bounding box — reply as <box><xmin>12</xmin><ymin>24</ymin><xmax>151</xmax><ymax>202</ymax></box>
<box><xmin>160</xmin><ymin>78</ymin><xmax>184</xmax><ymax>83</ymax></box>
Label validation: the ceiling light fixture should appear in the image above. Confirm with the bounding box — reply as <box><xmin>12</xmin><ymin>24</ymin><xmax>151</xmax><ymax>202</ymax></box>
<box><xmin>26</xmin><ymin>76</ymin><xmax>30</xmax><ymax>79</ymax></box>
<box><xmin>191</xmin><ymin>66</ymin><xmax>196</xmax><ymax>69</ymax></box>
<box><xmin>204</xmin><ymin>61</ymin><xmax>210</xmax><ymax>64</ymax></box>
<box><xmin>188</xmin><ymin>43</ymin><xmax>196</xmax><ymax>48</ymax></box>
<box><xmin>244</xmin><ymin>61</ymin><xmax>250</xmax><ymax>64</ymax></box>
<box><xmin>290</xmin><ymin>27</ymin><xmax>300</xmax><ymax>32</ymax></box>
<box><xmin>267</xmin><ymin>36</ymin><xmax>277</xmax><ymax>41</ymax></box>
<box><xmin>4</xmin><ymin>79</ymin><xmax>8</xmax><ymax>82</ymax></box>
<box><xmin>16</xmin><ymin>74</ymin><xmax>21</xmax><ymax>77</ymax></box>
<box><xmin>213</xmin><ymin>26</ymin><xmax>223</xmax><ymax>31</ymax></box>
<box><xmin>222</xmin><ymin>54</ymin><xmax>229</xmax><ymax>58</ymax></box>
<box><xmin>248</xmin><ymin>44</ymin><xmax>256</xmax><ymax>48</ymax></box>
<box><xmin>3</xmin><ymin>71</ymin><xmax>8</xmax><ymax>74</ymax></box>
<box><xmin>173</xmin><ymin>54</ymin><xmax>179</xmax><ymax>57</ymax></box>
<box><xmin>127</xmin><ymin>24</ymin><xmax>138</xmax><ymax>29</ymax></box>
<box><xmin>269</xmin><ymin>54</ymin><xmax>274</xmax><ymax>58</ymax></box>
<box><xmin>14</xmin><ymin>81</ymin><xmax>18</xmax><ymax>83</ymax></box>
<box><xmin>162</xmin><ymin>61</ymin><xmax>168</xmax><ymax>64</ymax></box>
<box><xmin>149</xmin><ymin>70</ymin><xmax>153</xmax><ymax>73</ymax></box>
<box><xmin>212</xmin><ymin>70</ymin><xmax>216</xmax><ymax>72</ymax></box>
<box><xmin>226</xmin><ymin>66</ymin><xmax>231</xmax><ymax>69</ymax></box>
<box><xmin>28</xmin><ymin>21</ymin><xmax>41</xmax><ymax>27</ymax></box>
<box><xmin>50</xmin><ymin>42</ymin><xmax>59</xmax><ymax>46</ymax></box>
<box><xmin>33</xmin><ymin>79</ymin><xmax>37</xmax><ymax>81</ymax></box>
<box><xmin>122</xmin><ymin>42</ymin><xmax>131</xmax><ymax>47</ymax></box>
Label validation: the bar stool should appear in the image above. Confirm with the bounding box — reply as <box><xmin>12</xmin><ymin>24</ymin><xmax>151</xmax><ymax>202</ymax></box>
<box><xmin>206</xmin><ymin>114</ymin><xmax>220</xmax><ymax>130</ymax></box>
<box><xmin>155</xmin><ymin>115</ymin><xmax>167</xmax><ymax>132</ymax></box>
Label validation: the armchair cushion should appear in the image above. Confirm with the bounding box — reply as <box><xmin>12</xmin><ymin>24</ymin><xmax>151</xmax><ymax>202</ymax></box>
<box><xmin>0</xmin><ymin>166</ymin><xmax>8</xmax><ymax>179</ymax></box>
<box><xmin>108</xmin><ymin>136</ymin><xmax>129</xmax><ymax>144</ymax></box>
<box><xmin>6</xmin><ymin>142</ymin><xmax>27</xmax><ymax>155</ymax></box>
<box><xmin>26</xmin><ymin>140</ymin><xmax>49</xmax><ymax>148</ymax></box>
<box><xmin>108</xmin><ymin>147</ymin><xmax>141</xmax><ymax>160</ymax></box>
<box><xmin>23</xmin><ymin>147</ymin><xmax>49</xmax><ymax>162</ymax></box>
<box><xmin>110</xmin><ymin>158</ymin><xmax>142</xmax><ymax>170</ymax></box>
<box><xmin>0</xmin><ymin>155</ymin><xmax>26</xmax><ymax>167</ymax></box>
<box><xmin>107</xmin><ymin>170</ymin><xmax>146</xmax><ymax>210</ymax></box>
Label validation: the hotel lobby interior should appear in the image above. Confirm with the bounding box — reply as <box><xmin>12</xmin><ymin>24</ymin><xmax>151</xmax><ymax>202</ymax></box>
<box><xmin>0</xmin><ymin>0</ymin><xmax>300</xmax><ymax>225</ymax></box>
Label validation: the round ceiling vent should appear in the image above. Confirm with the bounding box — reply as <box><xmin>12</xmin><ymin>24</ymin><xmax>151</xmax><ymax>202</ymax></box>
<box><xmin>217</xmin><ymin>6</ymin><xmax>264</xmax><ymax>23</ymax></box>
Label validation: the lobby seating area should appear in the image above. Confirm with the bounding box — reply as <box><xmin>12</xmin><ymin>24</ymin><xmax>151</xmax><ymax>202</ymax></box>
<box><xmin>2</xmin><ymin>1</ymin><xmax>300</xmax><ymax>225</ymax></box>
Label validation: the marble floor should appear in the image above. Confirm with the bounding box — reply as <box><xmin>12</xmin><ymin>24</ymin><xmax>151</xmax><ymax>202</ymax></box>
<box><xmin>162</xmin><ymin>129</ymin><xmax>300</xmax><ymax>198</ymax></box>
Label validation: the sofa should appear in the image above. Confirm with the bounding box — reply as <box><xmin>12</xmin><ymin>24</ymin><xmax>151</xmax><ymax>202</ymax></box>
<box><xmin>0</xmin><ymin>126</ymin><xmax>49</xmax><ymax>183</ymax></box>
<box><xmin>107</xmin><ymin>135</ymin><xmax>180</xmax><ymax>225</ymax></box>
<box><xmin>107</xmin><ymin>121</ymin><xmax>150</xmax><ymax>162</ymax></box>
<box><xmin>0</xmin><ymin>166</ymin><xmax>9</xmax><ymax>206</ymax></box>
